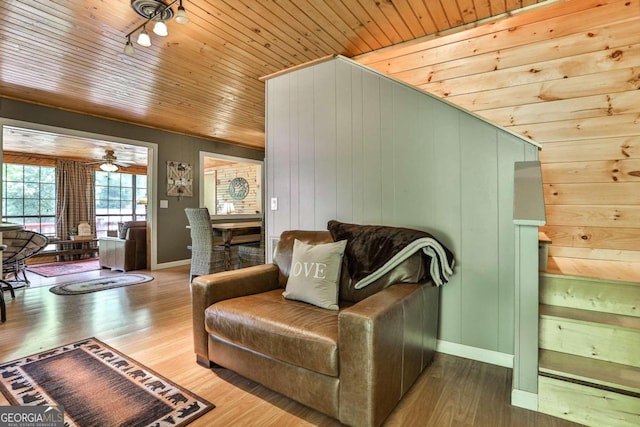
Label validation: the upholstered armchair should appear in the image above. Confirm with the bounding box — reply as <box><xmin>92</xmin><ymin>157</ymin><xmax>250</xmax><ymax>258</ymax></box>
<box><xmin>99</xmin><ymin>221</ymin><xmax>147</xmax><ymax>272</ymax></box>
<box><xmin>192</xmin><ymin>226</ymin><xmax>450</xmax><ymax>426</ymax></box>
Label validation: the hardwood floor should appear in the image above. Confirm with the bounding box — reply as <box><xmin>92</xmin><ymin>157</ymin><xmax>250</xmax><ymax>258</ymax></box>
<box><xmin>0</xmin><ymin>265</ymin><xmax>581</xmax><ymax>426</ymax></box>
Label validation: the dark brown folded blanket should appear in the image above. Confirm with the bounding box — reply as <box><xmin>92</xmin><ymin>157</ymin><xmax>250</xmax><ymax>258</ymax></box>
<box><xmin>328</xmin><ymin>220</ymin><xmax>455</xmax><ymax>288</ymax></box>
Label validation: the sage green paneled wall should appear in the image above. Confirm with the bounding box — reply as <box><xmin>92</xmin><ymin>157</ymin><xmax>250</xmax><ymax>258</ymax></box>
<box><xmin>265</xmin><ymin>57</ymin><xmax>538</xmax><ymax>354</ymax></box>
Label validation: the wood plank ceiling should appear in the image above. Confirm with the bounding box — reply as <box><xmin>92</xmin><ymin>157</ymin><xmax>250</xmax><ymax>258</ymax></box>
<box><xmin>0</xmin><ymin>0</ymin><xmax>550</xmax><ymax>151</ymax></box>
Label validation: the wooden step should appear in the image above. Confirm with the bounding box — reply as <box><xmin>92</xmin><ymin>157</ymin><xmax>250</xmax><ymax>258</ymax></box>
<box><xmin>538</xmin><ymin>376</ymin><xmax>640</xmax><ymax>427</ymax></box>
<box><xmin>539</xmin><ymin>304</ymin><xmax>640</xmax><ymax>368</ymax></box>
<box><xmin>539</xmin><ymin>349</ymin><xmax>640</xmax><ymax>395</ymax></box>
<box><xmin>540</xmin><ymin>273</ymin><xmax>640</xmax><ymax>317</ymax></box>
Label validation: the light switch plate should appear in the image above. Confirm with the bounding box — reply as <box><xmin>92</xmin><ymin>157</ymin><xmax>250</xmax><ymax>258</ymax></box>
<box><xmin>270</xmin><ymin>197</ymin><xmax>278</xmax><ymax>210</ymax></box>
<box><xmin>160</xmin><ymin>200</ymin><xmax>169</xmax><ymax>208</ymax></box>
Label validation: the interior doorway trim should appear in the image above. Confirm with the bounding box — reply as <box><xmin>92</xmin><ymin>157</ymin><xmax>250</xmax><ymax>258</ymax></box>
<box><xmin>0</xmin><ymin>118</ymin><xmax>159</xmax><ymax>270</ymax></box>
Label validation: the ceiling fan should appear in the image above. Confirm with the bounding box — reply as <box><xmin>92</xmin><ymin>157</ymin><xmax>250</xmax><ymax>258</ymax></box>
<box><xmin>87</xmin><ymin>149</ymin><xmax>133</xmax><ymax>172</ymax></box>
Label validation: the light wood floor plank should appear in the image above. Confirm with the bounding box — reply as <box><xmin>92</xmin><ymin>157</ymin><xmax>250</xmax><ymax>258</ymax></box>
<box><xmin>0</xmin><ymin>265</ymin><xmax>580</xmax><ymax>426</ymax></box>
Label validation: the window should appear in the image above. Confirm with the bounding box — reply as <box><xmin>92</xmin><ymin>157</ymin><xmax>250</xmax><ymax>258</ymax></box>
<box><xmin>2</xmin><ymin>164</ymin><xmax>56</xmax><ymax>235</ymax></box>
<box><xmin>95</xmin><ymin>171</ymin><xmax>147</xmax><ymax>237</ymax></box>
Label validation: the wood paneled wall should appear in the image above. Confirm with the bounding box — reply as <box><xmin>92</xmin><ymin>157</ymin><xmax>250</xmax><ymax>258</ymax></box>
<box><xmin>357</xmin><ymin>0</ymin><xmax>640</xmax><ymax>265</ymax></box>
<box><xmin>265</xmin><ymin>57</ymin><xmax>538</xmax><ymax>355</ymax></box>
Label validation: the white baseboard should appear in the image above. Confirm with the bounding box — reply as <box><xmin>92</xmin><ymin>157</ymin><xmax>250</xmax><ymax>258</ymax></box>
<box><xmin>511</xmin><ymin>389</ymin><xmax>538</xmax><ymax>411</ymax></box>
<box><xmin>151</xmin><ymin>259</ymin><xmax>191</xmax><ymax>270</ymax></box>
<box><xmin>436</xmin><ymin>340</ymin><xmax>514</xmax><ymax>368</ymax></box>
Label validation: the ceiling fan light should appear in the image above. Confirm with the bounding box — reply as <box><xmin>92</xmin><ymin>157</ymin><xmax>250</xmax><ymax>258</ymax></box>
<box><xmin>153</xmin><ymin>21</ymin><xmax>168</xmax><ymax>36</ymax></box>
<box><xmin>175</xmin><ymin>5</ymin><xmax>189</xmax><ymax>24</ymax></box>
<box><xmin>137</xmin><ymin>28</ymin><xmax>151</xmax><ymax>47</ymax></box>
<box><xmin>100</xmin><ymin>162</ymin><xmax>119</xmax><ymax>172</ymax></box>
<box><xmin>124</xmin><ymin>39</ymin><xmax>135</xmax><ymax>56</ymax></box>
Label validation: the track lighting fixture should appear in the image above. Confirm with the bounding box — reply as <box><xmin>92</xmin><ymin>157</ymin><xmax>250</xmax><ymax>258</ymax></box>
<box><xmin>124</xmin><ymin>0</ymin><xmax>188</xmax><ymax>56</ymax></box>
<box><xmin>175</xmin><ymin>3</ymin><xmax>189</xmax><ymax>24</ymax></box>
<box><xmin>137</xmin><ymin>27</ymin><xmax>152</xmax><ymax>47</ymax></box>
<box><xmin>153</xmin><ymin>21</ymin><xmax>168</xmax><ymax>36</ymax></box>
<box><xmin>124</xmin><ymin>36</ymin><xmax>135</xmax><ymax>56</ymax></box>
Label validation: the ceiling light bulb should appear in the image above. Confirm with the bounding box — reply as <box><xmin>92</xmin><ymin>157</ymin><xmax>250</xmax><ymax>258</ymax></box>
<box><xmin>124</xmin><ymin>39</ymin><xmax>135</xmax><ymax>56</ymax></box>
<box><xmin>137</xmin><ymin>28</ymin><xmax>151</xmax><ymax>47</ymax></box>
<box><xmin>175</xmin><ymin>5</ymin><xmax>189</xmax><ymax>24</ymax></box>
<box><xmin>153</xmin><ymin>21</ymin><xmax>168</xmax><ymax>37</ymax></box>
<box><xmin>100</xmin><ymin>163</ymin><xmax>119</xmax><ymax>172</ymax></box>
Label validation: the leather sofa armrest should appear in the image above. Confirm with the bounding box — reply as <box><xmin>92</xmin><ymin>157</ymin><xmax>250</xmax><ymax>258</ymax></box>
<box><xmin>191</xmin><ymin>264</ymin><xmax>280</xmax><ymax>365</ymax></box>
<box><xmin>338</xmin><ymin>283</ymin><xmax>433</xmax><ymax>427</ymax></box>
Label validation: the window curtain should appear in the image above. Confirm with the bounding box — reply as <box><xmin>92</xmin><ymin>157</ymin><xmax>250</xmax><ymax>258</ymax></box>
<box><xmin>56</xmin><ymin>160</ymin><xmax>96</xmax><ymax>245</ymax></box>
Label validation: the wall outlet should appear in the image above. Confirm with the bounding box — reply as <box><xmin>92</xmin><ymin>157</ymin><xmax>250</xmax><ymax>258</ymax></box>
<box><xmin>270</xmin><ymin>197</ymin><xmax>278</xmax><ymax>210</ymax></box>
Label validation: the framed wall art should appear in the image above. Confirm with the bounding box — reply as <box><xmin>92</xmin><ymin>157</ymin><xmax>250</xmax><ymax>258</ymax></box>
<box><xmin>167</xmin><ymin>161</ymin><xmax>192</xmax><ymax>199</ymax></box>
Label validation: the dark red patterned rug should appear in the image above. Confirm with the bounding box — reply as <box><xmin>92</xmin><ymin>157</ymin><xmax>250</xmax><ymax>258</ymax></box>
<box><xmin>26</xmin><ymin>259</ymin><xmax>101</xmax><ymax>277</ymax></box>
<box><xmin>0</xmin><ymin>338</ymin><xmax>214</xmax><ymax>426</ymax></box>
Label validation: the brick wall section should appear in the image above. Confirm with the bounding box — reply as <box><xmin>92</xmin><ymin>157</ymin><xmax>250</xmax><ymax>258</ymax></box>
<box><xmin>214</xmin><ymin>164</ymin><xmax>260</xmax><ymax>214</ymax></box>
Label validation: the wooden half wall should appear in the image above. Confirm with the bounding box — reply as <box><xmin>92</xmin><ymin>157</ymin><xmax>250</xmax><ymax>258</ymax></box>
<box><xmin>264</xmin><ymin>56</ymin><xmax>539</xmax><ymax>357</ymax></box>
<box><xmin>357</xmin><ymin>0</ymin><xmax>640</xmax><ymax>266</ymax></box>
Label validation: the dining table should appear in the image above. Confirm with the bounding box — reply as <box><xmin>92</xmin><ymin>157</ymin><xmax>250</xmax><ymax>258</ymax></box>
<box><xmin>211</xmin><ymin>221</ymin><xmax>262</xmax><ymax>270</ymax></box>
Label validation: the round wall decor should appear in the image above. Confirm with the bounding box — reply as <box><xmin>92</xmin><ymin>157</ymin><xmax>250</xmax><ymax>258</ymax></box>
<box><xmin>229</xmin><ymin>177</ymin><xmax>249</xmax><ymax>200</ymax></box>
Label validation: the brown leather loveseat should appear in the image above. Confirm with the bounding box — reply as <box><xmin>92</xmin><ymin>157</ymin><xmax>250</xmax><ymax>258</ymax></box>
<box><xmin>191</xmin><ymin>226</ymin><xmax>447</xmax><ymax>427</ymax></box>
<box><xmin>98</xmin><ymin>220</ymin><xmax>147</xmax><ymax>272</ymax></box>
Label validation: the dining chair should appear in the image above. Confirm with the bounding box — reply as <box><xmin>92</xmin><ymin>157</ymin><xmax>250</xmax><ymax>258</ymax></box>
<box><xmin>185</xmin><ymin>208</ymin><xmax>226</xmax><ymax>282</ymax></box>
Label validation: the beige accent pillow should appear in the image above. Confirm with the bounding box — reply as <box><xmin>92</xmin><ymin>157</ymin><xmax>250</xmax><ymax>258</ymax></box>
<box><xmin>283</xmin><ymin>239</ymin><xmax>347</xmax><ymax>310</ymax></box>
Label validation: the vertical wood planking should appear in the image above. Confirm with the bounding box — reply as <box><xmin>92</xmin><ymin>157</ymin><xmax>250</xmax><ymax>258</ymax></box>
<box><xmin>432</xmin><ymin>104</ymin><xmax>463</xmax><ymax>344</ymax></box>
<box><xmin>460</xmin><ymin>116</ymin><xmax>500</xmax><ymax>350</ymax></box>
<box><xmin>313</xmin><ymin>61</ymin><xmax>338</xmax><ymax>229</ymax></box>
<box><xmin>416</xmin><ymin>92</ymin><xmax>436</xmax><ymax>230</ymax></box>
<box><xmin>297</xmin><ymin>67</ymin><xmax>316</xmax><ymax>230</ymax></box>
<box><xmin>336</xmin><ymin>60</ymin><xmax>354</xmax><ymax>223</ymax></box>
<box><xmin>392</xmin><ymin>84</ymin><xmax>423</xmax><ymax>228</ymax></box>
<box><xmin>362</xmin><ymin>70</ymin><xmax>383</xmax><ymax>225</ymax></box>
<box><xmin>351</xmin><ymin>67</ymin><xmax>365</xmax><ymax>225</ymax></box>
<box><xmin>380</xmin><ymin>77</ymin><xmax>395</xmax><ymax>224</ymax></box>
<box><xmin>288</xmin><ymin>72</ymin><xmax>300</xmax><ymax>231</ymax></box>
<box><xmin>265</xmin><ymin>56</ymin><xmax>538</xmax><ymax>354</ymax></box>
<box><xmin>267</xmin><ymin>75</ymin><xmax>291</xmax><ymax>240</ymax></box>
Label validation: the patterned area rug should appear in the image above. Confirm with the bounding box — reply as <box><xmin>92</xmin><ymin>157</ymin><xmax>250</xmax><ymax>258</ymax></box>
<box><xmin>0</xmin><ymin>338</ymin><xmax>214</xmax><ymax>426</ymax></box>
<box><xmin>27</xmin><ymin>259</ymin><xmax>101</xmax><ymax>277</ymax></box>
<box><xmin>49</xmin><ymin>274</ymin><xmax>154</xmax><ymax>295</ymax></box>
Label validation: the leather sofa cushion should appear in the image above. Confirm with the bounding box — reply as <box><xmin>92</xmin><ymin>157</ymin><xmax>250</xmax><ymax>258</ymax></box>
<box><xmin>205</xmin><ymin>289</ymin><xmax>339</xmax><ymax>376</ymax></box>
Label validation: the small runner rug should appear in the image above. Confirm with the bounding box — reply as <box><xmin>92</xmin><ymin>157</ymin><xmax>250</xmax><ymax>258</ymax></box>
<box><xmin>0</xmin><ymin>337</ymin><xmax>215</xmax><ymax>427</ymax></box>
<box><xmin>49</xmin><ymin>274</ymin><xmax>153</xmax><ymax>295</ymax></box>
<box><xmin>27</xmin><ymin>259</ymin><xmax>101</xmax><ymax>277</ymax></box>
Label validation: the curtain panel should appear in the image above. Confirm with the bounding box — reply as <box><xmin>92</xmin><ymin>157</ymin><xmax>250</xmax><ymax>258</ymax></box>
<box><xmin>56</xmin><ymin>160</ymin><xmax>96</xmax><ymax>241</ymax></box>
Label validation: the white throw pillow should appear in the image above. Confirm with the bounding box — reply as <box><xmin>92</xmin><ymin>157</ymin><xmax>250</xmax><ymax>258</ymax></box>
<box><xmin>283</xmin><ymin>239</ymin><xmax>347</xmax><ymax>310</ymax></box>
